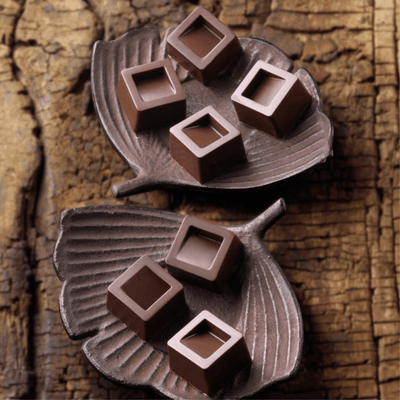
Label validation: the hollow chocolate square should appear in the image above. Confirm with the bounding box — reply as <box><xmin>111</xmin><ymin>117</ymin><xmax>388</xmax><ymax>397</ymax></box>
<box><xmin>231</xmin><ymin>60</ymin><xmax>312</xmax><ymax>138</ymax></box>
<box><xmin>169</xmin><ymin>106</ymin><xmax>246</xmax><ymax>183</ymax></box>
<box><xmin>165</xmin><ymin>215</ymin><xmax>242</xmax><ymax>290</ymax></box>
<box><xmin>107</xmin><ymin>255</ymin><xmax>185</xmax><ymax>341</ymax></box>
<box><xmin>168</xmin><ymin>310</ymin><xmax>251</xmax><ymax>396</ymax></box>
<box><xmin>116</xmin><ymin>58</ymin><xmax>186</xmax><ymax>132</ymax></box>
<box><xmin>167</xmin><ymin>6</ymin><xmax>242</xmax><ymax>83</ymax></box>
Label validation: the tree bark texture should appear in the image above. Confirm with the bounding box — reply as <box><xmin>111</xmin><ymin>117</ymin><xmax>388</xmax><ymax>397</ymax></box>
<box><xmin>0</xmin><ymin>0</ymin><xmax>398</xmax><ymax>398</ymax></box>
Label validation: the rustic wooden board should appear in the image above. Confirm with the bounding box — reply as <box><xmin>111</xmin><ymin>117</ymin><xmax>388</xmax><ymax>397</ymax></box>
<box><xmin>0</xmin><ymin>0</ymin><xmax>398</xmax><ymax>399</ymax></box>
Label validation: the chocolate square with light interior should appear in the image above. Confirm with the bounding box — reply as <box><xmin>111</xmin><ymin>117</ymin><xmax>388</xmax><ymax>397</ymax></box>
<box><xmin>107</xmin><ymin>255</ymin><xmax>185</xmax><ymax>340</ymax></box>
<box><xmin>165</xmin><ymin>215</ymin><xmax>243</xmax><ymax>290</ymax></box>
<box><xmin>169</xmin><ymin>105</ymin><xmax>246</xmax><ymax>183</ymax></box>
<box><xmin>167</xmin><ymin>6</ymin><xmax>242</xmax><ymax>83</ymax></box>
<box><xmin>231</xmin><ymin>60</ymin><xmax>312</xmax><ymax>138</ymax></box>
<box><xmin>168</xmin><ymin>310</ymin><xmax>251</xmax><ymax>396</ymax></box>
<box><xmin>116</xmin><ymin>58</ymin><xmax>186</xmax><ymax>132</ymax></box>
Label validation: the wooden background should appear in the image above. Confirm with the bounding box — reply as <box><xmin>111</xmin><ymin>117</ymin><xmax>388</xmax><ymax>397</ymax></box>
<box><xmin>0</xmin><ymin>0</ymin><xmax>398</xmax><ymax>398</ymax></box>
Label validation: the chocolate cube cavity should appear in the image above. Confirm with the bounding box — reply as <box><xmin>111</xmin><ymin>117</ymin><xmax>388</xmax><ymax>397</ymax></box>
<box><xmin>169</xmin><ymin>106</ymin><xmax>246</xmax><ymax>183</ymax></box>
<box><xmin>116</xmin><ymin>58</ymin><xmax>186</xmax><ymax>132</ymax></box>
<box><xmin>165</xmin><ymin>215</ymin><xmax>243</xmax><ymax>290</ymax></box>
<box><xmin>168</xmin><ymin>310</ymin><xmax>251</xmax><ymax>396</ymax></box>
<box><xmin>107</xmin><ymin>256</ymin><xmax>185</xmax><ymax>340</ymax></box>
<box><xmin>231</xmin><ymin>60</ymin><xmax>312</xmax><ymax>138</ymax></box>
<box><xmin>167</xmin><ymin>6</ymin><xmax>242</xmax><ymax>83</ymax></box>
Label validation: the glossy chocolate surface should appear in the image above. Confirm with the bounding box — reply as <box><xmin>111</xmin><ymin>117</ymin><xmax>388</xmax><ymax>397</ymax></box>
<box><xmin>167</xmin><ymin>6</ymin><xmax>242</xmax><ymax>83</ymax></box>
<box><xmin>231</xmin><ymin>60</ymin><xmax>312</xmax><ymax>138</ymax></box>
<box><xmin>169</xmin><ymin>105</ymin><xmax>246</xmax><ymax>183</ymax></box>
<box><xmin>116</xmin><ymin>58</ymin><xmax>186</xmax><ymax>132</ymax></box>
<box><xmin>165</xmin><ymin>215</ymin><xmax>243</xmax><ymax>290</ymax></box>
<box><xmin>55</xmin><ymin>200</ymin><xmax>304</xmax><ymax>398</ymax></box>
<box><xmin>107</xmin><ymin>255</ymin><xmax>185</xmax><ymax>340</ymax></box>
<box><xmin>168</xmin><ymin>310</ymin><xmax>251</xmax><ymax>396</ymax></box>
<box><xmin>92</xmin><ymin>27</ymin><xmax>333</xmax><ymax>197</ymax></box>
<box><xmin>179</xmin><ymin>22</ymin><xmax>221</xmax><ymax>58</ymax></box>
<box><xmin>181</xmin><ymin>320</ymin><xmax>227</xmax><ymax>358</ymax></box>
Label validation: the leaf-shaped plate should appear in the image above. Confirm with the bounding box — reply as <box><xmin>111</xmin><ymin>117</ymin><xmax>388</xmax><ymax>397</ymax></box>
<box><xmin>91</xmin><ymin>26</ymin><xmax>333</xmax><ymax>198</ymax></box>
<box><xmin>54</xmin><ymin>199</ymin><xmax>303</xmax><ymax>399</ymax></box>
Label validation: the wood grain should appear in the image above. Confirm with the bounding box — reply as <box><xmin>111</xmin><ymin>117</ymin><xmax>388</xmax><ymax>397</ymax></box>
<box><xmin>0</xmin><ymin>0</ymin><xmax>398</xmax><ymax>399</ymax></box>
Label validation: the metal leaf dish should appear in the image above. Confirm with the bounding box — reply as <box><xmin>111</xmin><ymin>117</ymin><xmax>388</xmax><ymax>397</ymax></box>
<box><xmin>54</xmin><ymin>199</ymin><xmax>303</xmax><ymax>399</ymax></box>
<box><xmin>91</xmin><ymin>26</ymin><xmax>333</xmax><ymax>198</ymax></box>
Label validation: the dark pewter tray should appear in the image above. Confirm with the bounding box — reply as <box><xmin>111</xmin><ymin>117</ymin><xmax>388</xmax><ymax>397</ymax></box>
<box><xmin>91</xmin><ymin>26</ymin><xmax>333</xmax><ymax>198</ymax></box>
<box><xmin>54</xmin><ymin>199</ymin><xmax>303</xmax><ymax>399</ymax></box>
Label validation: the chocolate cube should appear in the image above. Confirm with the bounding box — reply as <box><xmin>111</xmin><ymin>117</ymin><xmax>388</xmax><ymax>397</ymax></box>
<box><xmin>165</xmin><ymin>215</ymin><xmax>242</xmax><ymax>290</ymax></box>
<box><xmin>116</xmin><ymin>58</ymin><xmax>186</xmax><ymax>132</ymax></box>
<box><xmin>167</xmin><ymin>6</ymin><xmax>242</xmax><ymax>83</ymax></box>
<box><xmin>107</xmin><ymin>256</ymin><xmax>185</xmax><ymax>340</ymax></box>
<box><xmin>231</xmin><ymin>60</ymin><xmax>312</xmax><ymax>138</ymax></box>
<box><xmin>168</xmin><ymin>310</ymin><xmax>251</xmax><ymax>396</ymax></box>
<box><xmin>169</xmin><ymin>106</ymin><xmax>246</xmax><ymax>183</ymax></box>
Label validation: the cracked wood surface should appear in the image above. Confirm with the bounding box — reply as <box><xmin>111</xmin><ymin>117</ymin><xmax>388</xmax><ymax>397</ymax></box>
<box><xmin>0</xmin><ymin>0</ymin><xmax>398</xmax><ymax>399</ymax></box>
